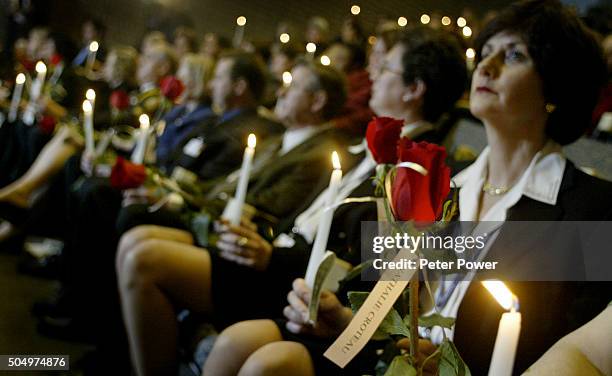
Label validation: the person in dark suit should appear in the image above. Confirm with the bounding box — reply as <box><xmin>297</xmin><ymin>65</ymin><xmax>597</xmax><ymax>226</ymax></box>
<box><xmin>115</xmin><ymin>60</ymin><xmax>351</xmax><ymax>376</ymax></box>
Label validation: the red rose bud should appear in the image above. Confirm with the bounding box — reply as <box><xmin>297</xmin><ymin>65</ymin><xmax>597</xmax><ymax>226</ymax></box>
<box><xmin>50</xmin><ymin>53</ymin><xmax>63</xmax><ymax>66</ymax></box>
<box><xmin>39</xmin><ymin>115</ymin><xmax>57</xmax><ymax>134</ymax></box>
<box><xmin>160</xmin><ymin>76</ymin><xmax>185</xmax><ymax>102</ymax></box>
<box><xmin>391</xmin><ymin>139</ymin><xmax>450</xmax><ymax>221</ymax></box>
<box><xmin>110</xmin><ymin>156</ymin><xmax>147</xmax><ymax>189</ymax></box>
<box><xmin>110</xmin><ymin>90</ymin><xmax>130</xmax><ymax>111</ymax></box>
<box><xmin>366</xmin><ymin>116</ymin><xmax>404</xmax><ymax>164</ymax></box>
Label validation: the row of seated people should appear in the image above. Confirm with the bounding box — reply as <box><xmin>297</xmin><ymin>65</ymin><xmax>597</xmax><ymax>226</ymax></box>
<box><xmin>0</xmin><ymin>0</ymin><xmax>611</xmax><ymax>375</ymax></box>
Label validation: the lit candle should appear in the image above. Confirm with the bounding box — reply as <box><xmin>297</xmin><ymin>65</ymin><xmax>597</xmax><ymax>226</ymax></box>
<box><xmin>483</xmin><ymin>280</ymin><xmax>521</xmax><ymax>376</ymax></box>
<box><xmin>86</xmin><ymin>41</ymin><xmax>99</xmax><ymax>71</ymax></box>
<box><xmin>23</xmin><ymin>61</ymin><xmax>47</xmax><ymax>125</ymax></box>
<box><xmin>233</xmin><ymin>16</ymin><xmax>247</xmax><ymax>48</ymax></box>
<box><xmin>131</xmin><ymin>114</ymin><xmax>150</xmax><ymax>164</ymax></box>
<box><xmin>86</xmin><ymin>88</ymin><xmax>96</xmax><ymax>109</ymax></box>
<box><xmin>82</xmin><ymin>99</ymin><xmax>95</xmax><ymax>155</ymax></box>
<box><xmin>8</xmin><ymin>73</ymin><xmax>26</xmax><ymax>122</ymax></box>
<box><xmin>466</xmin><ymin>48</ymin><xmax>476</xmax><ymax>71</ymax></box>
<box><xmin>305</xmin><ymin>151</ymin><xmax>342</xmax><ymax>287</ymax></box>
<box><xmin>223</xmin><ymin>133</ymin><xmax>256</xmax><ymax>225</ymax></box>
<box><xmin>306</xmin><ymin>42</ymin><xmax>317</xmax><ymax>61</ymax></box>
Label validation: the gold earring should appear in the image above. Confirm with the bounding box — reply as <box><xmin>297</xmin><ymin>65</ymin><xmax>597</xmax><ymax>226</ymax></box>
<box><xmin>545</xmin><ymin>103</ymin><xmax>556</xmax><ymax>114</ymax></box>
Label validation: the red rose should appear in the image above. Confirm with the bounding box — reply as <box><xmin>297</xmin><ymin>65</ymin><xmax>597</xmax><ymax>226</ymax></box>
<box><xmin>160</xmin><ymin>76</ymin><xmax>185</xmax><ymax>102</ymax></box>
<box><xmin>110</xmin><ymin>90</ymin><xmax>130</xmax><ymax>111</ymax></box>
<box><xmin>39</xmin><ymin>115</ymin><xmax>57</xmax><ymax>134</ymax></box>
<box><xmin>50</xmin><ymin>53</ymin><xmax>63</xmax><ymax>66</ymax></box>
<box><xmin>391</xmin><ymin>139</ymin><xmax>450</xmax><ymax>221</ymax></box>
<box><xmin>366</xmin><ymin>116</ymin><xmax>404</xmax><ymax>164</ymax></box>
<box><xmin>110</xmin><ymin>156</ymin><xmax>147</xmax><ymax>189</ymax></box>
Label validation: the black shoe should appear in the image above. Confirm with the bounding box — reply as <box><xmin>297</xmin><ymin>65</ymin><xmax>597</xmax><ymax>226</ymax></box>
<box><xmin>0</xmin><ymin>201</ymin><xmax>29</xmax><ymax>226</ymax></box>
<box><xmin>18</xmin><ymin>253</ymin><xmax>61</xmax><ymax>279</ymax></box>
<box><xmin>36</xmin><ymin>314</ymin><xmax>94</xmax><ymax>343</ymax></box>
<box><xmin>31</xmin><ymin>288</ymin><xmax>74</xmax><ymax>318</ymax></box>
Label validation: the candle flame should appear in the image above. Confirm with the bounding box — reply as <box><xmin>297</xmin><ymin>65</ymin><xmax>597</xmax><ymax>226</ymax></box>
<box><xmin>139</xmin><ymin>114</ymin><xmax>150</xmax><ymax>129</ymax></box>
<box><xmin>82</xmin><ymin>99</ymin><xmax>93</xmax><ymax>113</ymax></box>
<box><xmin>397</xmin><ymin>16</ymin><xmax>408</xmax><ymax>27</ymax></box>
<box><xmin>86</xmin><ymin>89</ymin><xmax>96</xmax><ymax>101</ymax></box>
<box><xmin>320</xmin><ymin>55</ymin><xmax>331</xmax><ymax>66</ymax></box>
<box><xmin>282</xmin><ymin>71</ymin><xmax>292</xmax><ymax>86</ymax></box>
<box><xmin>89</xmin><ymin>41</ymin><xmax>99</xmax><ymax>52</ymax></box>
<box><xmin>16</xmin><ymin>73</ymin><xmax>26</xmax><ymax>85</ymax></box>
<box><xmin>457</xmin><ymin>17</ymin><xmax>467</xmax><ymax>27</ymax></box>
<box><xmin>482</xmin><ymin>280</ymin><xmax>518</xmax><ymax>311</ymax></box>
<box><xmin>247</xmin><ymin>133</ymin><xmax>256</xmax><ymax>148</ymax></box>
<box><xmin>441</xmin><ymin>16</ymin><xmax>451</xmax><ymax>26</ymax></box>
<box><xmin>350</xmin><ymin>5</ymin><xmax>361</xmax><ymax>15</ymax></box>
<box><xmin>236</xmin><ymin>16</ymin><xmax>247</xmax><ymax>26</ymax></box>
<box><xmin>466</xmin><ymin>48</ymin><xmax>475</xmax><ymax>59</ymax></box>
<box><xmin>279</xmin><ymin>33</ymin><xmax>290</xmax><ymax>43</ymax></box>
<box><xmin>420</xmin><ymin>14</ymin><xmax>431</xmax><ymax>24</ymax></box>
<box><xmin>332</xmin><ymin>151</ymin><xmax>341</xmax><ymax>170</ymax></box>
<box><xmin>462</xmin><ymin>26</ymin><xmax>473</xmax><ymax>38</ymax></box>
<box><xmin>35</xmin><ymin>61</ymin><xmax>47</xmax><ymax>73</ymax></box>
<box><xmin>306</xmin><ymin>42</ymin><xmax>317</xmax><ymax>53</ymax></box>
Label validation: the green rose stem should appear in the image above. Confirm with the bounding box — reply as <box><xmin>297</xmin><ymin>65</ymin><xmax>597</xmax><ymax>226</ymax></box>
<box><xmin>410</xmin><ymin>273</ymin><xmax>419</xmax><ymax>365</ymax></box>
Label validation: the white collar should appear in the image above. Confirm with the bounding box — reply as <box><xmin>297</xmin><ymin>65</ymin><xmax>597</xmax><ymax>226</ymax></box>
<box><xmin>452</xmin><ymin>140</ymin><xmax>566</xmax><ymax>221</ymax></box>
<box><xmin>280</xmin><ymin>125</ymin><xmax>321</xmax><ymax>155</ymax></box>
<box><xmin>400</xmin><ymin>120</ymin><xmax>434</xmax><ymax>139</ymax></box>
<box><xmin>139</xmin><ymin>82</ymin><xmax>157</xmax><ymax>93</ymax></box>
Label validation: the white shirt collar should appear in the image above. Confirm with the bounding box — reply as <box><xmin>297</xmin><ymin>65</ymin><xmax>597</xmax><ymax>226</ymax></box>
<box><xmin>280</xmin><ymin>125</ymin><xmax>321</xmax><ymax>155</ymax></box>
<box><xmin>400</xmin><ymin>120</ymin><xmax>434</xmax><ymax>139</ymax></box>
<box><xmin>139</xmin><ymin>82</ymin><xmax>157</xmax><ymax>93</ymax></box>
<box><xmin>452</xmin><ymin>140</ymin><xmax>566</xmax><ymax>221</ymax></box>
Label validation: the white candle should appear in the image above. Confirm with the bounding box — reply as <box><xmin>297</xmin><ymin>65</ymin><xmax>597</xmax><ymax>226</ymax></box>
<box><xmin>305</xmin><ymin>151</ymin><xmax>342</xmax><ymax>287</ymax></box>
<box><xmin>223</xmin><ymin>133</ymin><xmax>256</xmax><ymax>225</ymax></box>
<box><xmin>8</xmin><ymin>73</ymin><xmax>26</xmax><ymax>122</ymax></box>
<box><xmin>86</xmin><ymin>41</ymin><xmax>99</xmax><ymax>71</ymax></box>
<box><xmin>233</xmin><ymin>17</ymin><xmax>247</xmax><ymax>48</ymax></box>
<box><xmin>131</xmin><ymin>114</ymin><xmax>150</xmax><ymax>164</ymax></box>
<box><xmin>23</xmin><ymin>61</ymin><xmax>47</xmax><ymax>125</ymax></box>
<box><xmin>306</xmin><ymin>42</ymin><xmax>317</xmax><ymax>61</ymax></box>
<box><xmin>82</xmin><ymin>100</ymin><xmax>95</xmax><ymax>155</ymax></box>
<box><xmin>86</xmin><ymin>88</ymin><xmax>96</xmax><ymax>109</ymax></box>
<box><xmin>483</xmin><ymin>280</ymin><xmax>522</xmax><ymax>376</ymax></box>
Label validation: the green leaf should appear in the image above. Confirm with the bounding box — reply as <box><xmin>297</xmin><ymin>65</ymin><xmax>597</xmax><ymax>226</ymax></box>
<box><xmin>347</xmin><ymin>292</ymin><xmax>410</xmax><ymax>339</ymax></box>
<box><xmin>438</xmin><ymin>340</ymin><xmax>472</xmax><ymax>376</ymax></box>
<box><xmin>384</xmin><ymin>355</ymin><xmax>417</xmax><ymax>376</ymax></box>
<box><xmin>413</xmin><ymin>313</ymin><xmax>456</xmax><ymax>329</ymax></box>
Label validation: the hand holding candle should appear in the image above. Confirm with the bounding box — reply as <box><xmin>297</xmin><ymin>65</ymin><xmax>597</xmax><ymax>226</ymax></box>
<box><xmin>82</xmin><ymin>99</ymin><xmax>95</xmax><ymax>155</ymax></box>
<box><xmin>23</xmin><ymin>61</ymin><xmax>47</xmax><ymax>125</ymax></box>
<box><xmin>483</xmin><ymin>280</ymin><xmax>521</xmax><ymax>376</ymax></box>
<box><xmin>305</xmin><ymin>151</ymin><xmax>342</xmax><ymax>287</ymax></box>
<box><xmin>131</xmin><ymin>114</ymin><xmax>150</xmax><ymax>164</ymax></box>
<box><xmin>223</xmin><ymin>133</ymin><xmax>256</xmax><ymax>225</ymax></box>
<box><xmin>8</xmin><ymin>73</ymin><xmax>26</xmax><ymax>122</ymax></box>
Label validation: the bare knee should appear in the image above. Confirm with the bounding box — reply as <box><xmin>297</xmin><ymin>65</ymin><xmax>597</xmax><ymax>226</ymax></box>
<box><xmin>118</xmin><ymin>239</ymin><xmax>164</xmax><ymax>291</ymax></box>
<box><xmin>204</xmin><ymin>320</ymin><xmax>281</xmax><ymax>376</ymax></box>
<box><xmin>117</xmin><ymin>225</ymin><xmax>161</xmax><ymax>271</ymax></box>
<box><xmin>239</xmin><ymin>342</ymin><xmax>314</xmax><ymax>376</ymax></box>
<box><xmin>216</xmin><ymin>320</ymin><xmax>281</xmax><ymax>354</ymax></box>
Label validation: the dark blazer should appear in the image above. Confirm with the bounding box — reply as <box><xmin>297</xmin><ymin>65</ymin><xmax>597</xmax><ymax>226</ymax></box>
<box><xmin>166</xmin><ymin>108</ymin><xmax>284</xmax><ymax>180</ymax></box>
<box><xmin>453</xmin><ymin>161</ymin><xmax>612</xmax><ymax>375</ymax></box>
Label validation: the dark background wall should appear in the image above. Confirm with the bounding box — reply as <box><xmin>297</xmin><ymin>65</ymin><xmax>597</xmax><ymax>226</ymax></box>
<box><xmin>46</xmin><ymin>0</ymin><xmax>517</xmax><ymax>47</ymax></box>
